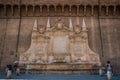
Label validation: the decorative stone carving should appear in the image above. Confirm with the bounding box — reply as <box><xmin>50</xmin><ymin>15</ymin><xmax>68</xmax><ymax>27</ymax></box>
<box><xmin>37</xmin><ymin>25</ymin><xmax>46</xmax><ymax>34</ymax></box>
<box><xmin>55</xmin><ymin>18</ymin><xmax>64</xmax><ymax>29</ymax></box>
<box><xmin>69</xmin><ymin>17</ymin><xmax>73</xmax><ymax>30</ymax></box>
<box><xmin>19</xmin><ymin>18</ymin><xmax>100</xmax><ymax>66</ymax></box>
<box><xmin>74</xmin><ymin>25</ymin><xmax>81</xmax><ymax>34</ymax></box>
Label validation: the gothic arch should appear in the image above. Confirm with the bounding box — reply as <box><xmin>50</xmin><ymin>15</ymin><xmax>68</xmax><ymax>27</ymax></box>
<box><xmin>56</xmin><ymin>5</ymin><xmax>62</xmax><ymax>16</ymax></box>
<box><xmin>21</xmin><ymin>5</ymin><xmax>26</xmax><ymax>16</ymax></box>
<box><xmin>13</xmin><ymin>5</ymin><xmax>19</xmax><ymax>16</ymax></box>
<box><xmin>0</xmin><ymin>4</ymin><xmax>4</xmax><ymax>16</ymax></box>
<box><xmin>116</xmin><ymin>5</ymin><xmax>120</xmax><ymax>16</ymax></box>
<box><xmin>6</xmin><ymin>5</ymin><xmax>12</xmax><ymax>16</ymax></box>
<box><xmin>49</xmin><ymin>5</ymin><xmax>55</xmax><ymax>16</ymax></box>
<box><xmin>79</xmin><ymin>5</ymin><xmax>84</xmax><ymax>16</ymax></box>
<box><xmin>35</xmin><ymin>5</ymin><xmax>40</xmax><ymax>16</ymax></box>
<box><xmin>94</xmin><ymin>5</ymin><xmax>99</xmax><ymax>16</ymax></box>
<box><xmin>86</xmin><ymin>5</ymin><xmax>92</xmax><ymax>16</ymax></box>
<box><xmin>108</xmin><ymin>5</ymin><xmax>114</xmax><ymax>16</ymax></box>
<box><xmin>71</xmin><ymin>5</ymin><xmax>77</xmax><ymax>16</ymax></box>
<box><xmin>28</xmin><ymin>5</ymin><xmax>33</xmax><ymax>16</ymax></box>
<box><xmin>42</xmin><ymin>5</ymin><xmax>47</xmax><ymax>16</ymax></box>
<box><xmin>101</xmin><ymin>5</ymin><xmax>106</xmax><ymax>16</ymax></box>
<box><xmin>64</xmin><ymin>5</ymin><xmax>69</xmax><ymax>16</ymax></box>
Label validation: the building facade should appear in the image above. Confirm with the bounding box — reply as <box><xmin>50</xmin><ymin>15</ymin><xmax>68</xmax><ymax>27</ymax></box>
<box><xmin>0</xmin><ymin>0</ymin><xmax>120</xmax><ymax>73</ymax></box>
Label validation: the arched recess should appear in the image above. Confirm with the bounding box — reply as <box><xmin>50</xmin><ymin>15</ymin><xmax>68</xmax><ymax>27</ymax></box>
<box><xmin>21</xmin><ymin>5</ymin><xmax>26</xmax><ymax>16</ymax></box>
<box><xmin>28</xmin><ymin>5</ymin><xmax>33</xmax><ymax>16</ymax></box>
<box><xmin>13</xmin><ymin>5</ymin><xmax>19</xmax><ymax>16</ymax></box>
<box><xmin>116</xmin><ymin>5</ymin><xmax>120</xmax><ymax>16</ymax></box>
<box><xmin>101</xmin><ymin>5</ymin><xmax>106</xmax><ymax>16</ymax></box>
<box><xmin>94</xmin><ymin>5</ymin><xmax>99</xmax><ymax>16</ymax></box>
<box><xmin>42</xmin><ymin>5</ymin><xmax>47</xmax><ymax>16</ymax></box>
<box><xmin>108</xmin><ymin>5</ymin><xmax>114</xmax><ymax>16</ymax></box>
<box><xmin>64</xmin><ymin>5</ymin><xmax>69</xmax><ymax>16</ymax></box>
<box><xmin>0</xmin><ymin>4</ymin><xmax>4</xmax><ymax>16</ymax></box>
<box><xmin>86</xmin><ymin>5</ymin><xmax>92</xmax><ymax>16</ymax></box>
<box><xmin>6</xmin><ymin>5</ymin><xmax>12</xmax><ymax>16</ymax></box>
<box><xmin>35</xmin><ymin>5</ymin><xmax>40</xmax><ymax>16</ymax></box>
<box><xmin>49</xmin><ymin>5</ymin><xmax>55</xmax><ymax>16</ymax></box>
<box><xmin>79</xmin><ymin>5</ymin><xmax>84</xmax><ymax>16</ymax></box>
<box><xmin>71</xmin><ymin>5</ymin><xmax>77</xmax><ymax>16</ymax></box>
<box><xmin>56</xmin><ymin>5</ymin><xmax>62</xmax><ymax>16</ymax></box>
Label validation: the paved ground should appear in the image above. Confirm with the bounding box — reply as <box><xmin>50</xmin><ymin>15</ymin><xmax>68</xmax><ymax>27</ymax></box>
<box><xmin>0</xmin><ymin>72</ymin><xmax>120</xmax><ymax>80</ymax></box>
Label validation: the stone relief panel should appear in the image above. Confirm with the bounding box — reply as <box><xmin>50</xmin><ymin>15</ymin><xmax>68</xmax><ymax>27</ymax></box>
<box><xmin>19</xmin><ymin>18</ymin><xmax>100</xmax><ymax>66</ymax></box>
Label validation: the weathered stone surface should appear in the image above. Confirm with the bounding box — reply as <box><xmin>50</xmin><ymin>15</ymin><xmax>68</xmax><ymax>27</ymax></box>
<box><xmin>0</xmin><ymin>0</ymin><xmax>120</xmax><ymax>74</ymax></box>
<box><xmin>0</xmin><ymin>0</ymin><xmax>120</xmax><ymax>5</ymax></box>
<box><xmin>19</xmin><ymin>18</ymin><xmax>100</xmax><ymax>66</ymax></box>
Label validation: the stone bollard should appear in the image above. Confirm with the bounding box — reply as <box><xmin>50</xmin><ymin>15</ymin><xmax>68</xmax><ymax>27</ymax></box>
<box><xmin>6</xmin><ymin>70</ymin><xmax>12</xmax><ymax>79</ymax></box>
<box><xmin>16</xmin><ymin>68</ymin><xmax>20</xmax><ymax>76</ymax></box>
<box><xmin>98</xmin><ymin>64</ymin><xmax>105</xmax><ymax>76</ymax></box>
<box><xmin>107</xmin><ymin>71</ymin><xmax>112</xmax><ymax>80</ymax></box>
<box><xmin>26</xmin><ymin>65</ymin><xmax>30</xmax><ymax>74</ymax></box>
<box><xmin>5</xmin><ymin>67</ymin><xmax>8</xmax><ymax>74</ymax></box>
<box><xmin>99</xmin><ymin>68</ymin><xmax>103</xmax><ymax>76</ymax></box>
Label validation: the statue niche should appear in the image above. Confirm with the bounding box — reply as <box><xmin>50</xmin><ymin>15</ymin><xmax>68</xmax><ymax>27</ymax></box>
<box><xmin>19</xmin><ymin>18</ymin><xmax>100</xmax><ymax>66</ymax></box>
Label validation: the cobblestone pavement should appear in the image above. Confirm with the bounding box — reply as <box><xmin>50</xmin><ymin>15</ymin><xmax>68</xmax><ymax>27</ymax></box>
<box><xmin>0</xmin><ymin>72</ymin><xmax>120</xmax><ymax>80</ymax></box>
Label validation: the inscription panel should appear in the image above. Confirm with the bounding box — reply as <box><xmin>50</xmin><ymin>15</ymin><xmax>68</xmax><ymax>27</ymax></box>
<box><xmin>52</xmin><ymin>36</ymin><xmax>68</xmax><ymax>54</ymax></box>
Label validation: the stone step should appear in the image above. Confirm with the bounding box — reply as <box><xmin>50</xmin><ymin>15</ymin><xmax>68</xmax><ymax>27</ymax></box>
<box><xmin>19</xmin><ymin>63</ymin><xmax>100</xmax><ymax>74</ymax></box>
<box><xmin>21</xmin><ymin>69</ymin><xmax>99</xmax><ymax>74</ymax></box>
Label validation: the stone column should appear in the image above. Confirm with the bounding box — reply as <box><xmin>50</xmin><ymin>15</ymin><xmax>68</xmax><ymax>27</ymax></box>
<box><xmin>69</xmin><ymin>5</ymin><xmax>71</xmax><ymax>16</ymax></box>
<box><xmin>11</xmin><ymin>5</ymin><xmax>14</xmax><ymax>16</ymax></box>
<box><xmin>62</xmin><ymin>6</ymin><xmax>64</xmax><ymax>16</ymax></box>
<box><xmin>4</xmin><ymin>5</ymin><xmax>6</xmax><ymax>16</ymax></box>
<box><xmin>92</xmin><ymin>6</ymin><xmax>94</xmax><ymax>16</ymax></box>
<box><xmin>40</xmin><ymin>5</ymin><xmax>42</xmax><ymax>16</ymax></box>
<box><xmin>106</xmin><ymin>6</ymin><xmax>108</xmax><ymax>16</ymax></box>
<box><xmin>113</xmin><ymin>6</ymin><xmax>116</xmax><ymax>16</ymax></box>
<box><xmin>26</xmin><ymin>5</ymin><xmax>28</xmax><ymax>16</ymax></box>
<box><xmin>18</xmin><ymin>6</ymin><xmax>20</xmax><ymax>17</ymax></box>
<box><xmin>99</xmin><ymin>6</ymin><xmax>101</xmax><ymax>16</ymax></box>
<box><xmin>77</xmin><ymin>5</ymin><xmax>79</xmax><ymax>16</ymax></box>
<box><xmin>33</xmin><ymin>6</ymin><xmax>35</xmax><ymax>16</ymax></box>
<box><xmin>84</xmin><ymin>6</ymin><xmax>86</xmax><ymax>16</ymax></box>
<box><xmin>47</xmin><ymin>6</ymin><xmax>49</xmax><ymax>16</ymax></box>
<box><xmin>55</xmin><ymin>5</ymin><xmax>57</xmax><ymax>16</ymax></box>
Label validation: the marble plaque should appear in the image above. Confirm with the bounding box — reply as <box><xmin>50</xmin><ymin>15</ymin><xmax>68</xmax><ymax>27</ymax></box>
<box><xmin>53</xmin><ymin>36</ymin><xmax>68</xmax><ymax>54</ymax></box>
